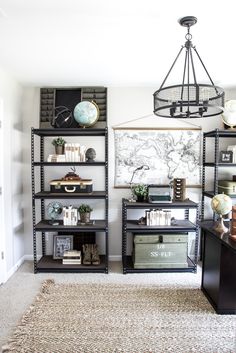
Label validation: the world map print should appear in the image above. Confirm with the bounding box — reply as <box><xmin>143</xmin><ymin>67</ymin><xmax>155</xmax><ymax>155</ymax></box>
<box><xmin>114</xmin><ymin>129</ymin><xmax>201</xmax><ymax>186</ymax></box>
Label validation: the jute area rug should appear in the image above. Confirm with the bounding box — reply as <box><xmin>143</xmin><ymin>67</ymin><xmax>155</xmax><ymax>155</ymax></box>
<box><xmin>2</xmin><ymin>279</ymin><xmax>236</xmax><ymax>353</ymax></box>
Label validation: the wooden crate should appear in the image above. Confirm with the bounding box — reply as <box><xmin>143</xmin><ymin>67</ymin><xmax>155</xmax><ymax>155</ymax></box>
<box><xmin>133</xmin><ymin>234</ymin><xmax>188</xmax><ymax>269</ymax></box>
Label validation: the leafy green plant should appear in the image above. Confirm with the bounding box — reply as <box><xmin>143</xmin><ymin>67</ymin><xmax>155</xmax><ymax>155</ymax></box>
<box><xmin>132</xmin><ymin>184</ymin><xmax>148</xmax><ymax>199</ymax></box>
<box><xmin>52</xmin><ymin>136</ymin><xmax>66</xmax><ymax>146</ymax></box>
<box><xmin>78</xmin><ymin>204</ymin><xmax>93</xmax><ymax>213</ymax></box>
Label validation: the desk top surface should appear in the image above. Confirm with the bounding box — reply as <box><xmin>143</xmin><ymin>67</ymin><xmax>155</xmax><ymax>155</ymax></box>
<box><xmin>200</xmin><ymin>221</ymin><xmax>236</xmax><ymax>252</ymax></box>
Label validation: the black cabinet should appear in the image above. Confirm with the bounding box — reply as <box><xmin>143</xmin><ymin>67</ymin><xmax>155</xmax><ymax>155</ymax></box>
<box><xmin>31</xmin><ymin>127</ymin><xmax>108</xmax><ymax>273</ymax></box>
<box><xmin>122</xmin><ymin>199</ymin><xmax>199</xmax><ymax>274</ymax></box>
<box><xmin>200</xmin><ymin>221</ymin><xmax>236</xmax><ymax>314</ymax></box>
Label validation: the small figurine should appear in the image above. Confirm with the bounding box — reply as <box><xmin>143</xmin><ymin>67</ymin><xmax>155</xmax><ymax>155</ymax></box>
<box><xmin>86</xmin><ymin>148</ymin><xmax>96</xmax><ymax>162</ymax></box>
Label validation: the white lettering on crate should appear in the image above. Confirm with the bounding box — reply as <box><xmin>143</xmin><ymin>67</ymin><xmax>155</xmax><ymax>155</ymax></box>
<box><xmin>150</xmin><ymin>251</ymin><xmax>173</xmax><ymax>257</ymax></box>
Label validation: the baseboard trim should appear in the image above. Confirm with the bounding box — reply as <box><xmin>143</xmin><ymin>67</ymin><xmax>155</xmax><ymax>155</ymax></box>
<box><xmin>24</xmin><ymin>254</ymin><xmax>41</xmax><ymax>261</ymax></box>
<box><xmin>6</xmin><ymin>255</ymin><xmax>25</xmax><ymax>282</ymax></box>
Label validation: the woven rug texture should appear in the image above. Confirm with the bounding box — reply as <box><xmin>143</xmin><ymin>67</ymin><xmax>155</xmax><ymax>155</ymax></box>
<box><xmin>2</xmin><ymin>279</ymin><xmax>236</xmax><ymax>353</ymax></box>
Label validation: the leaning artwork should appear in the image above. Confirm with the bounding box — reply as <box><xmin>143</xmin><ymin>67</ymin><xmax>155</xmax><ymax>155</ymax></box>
<box><xmin>114</xmin><ymin>129</ymin><xmax>201</xmax><ymax>187</ymax></box>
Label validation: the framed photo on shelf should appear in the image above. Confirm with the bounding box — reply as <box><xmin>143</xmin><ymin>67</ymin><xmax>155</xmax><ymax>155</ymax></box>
<box><xmin>53</xmin><ymin>235</ymin><xmax>73</xmax><ymax>259</ymax></box>
<box><xmin>219</xmin><ymin>151</ymin><xmax>233</xmax><ymax>163</ymax></box>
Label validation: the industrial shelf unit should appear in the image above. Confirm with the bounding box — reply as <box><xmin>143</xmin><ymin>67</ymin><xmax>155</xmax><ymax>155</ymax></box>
<box><xmin>31</xmin><ymin>126</ymin><xmax>108</xmax><ymax>273</ymax></box>
<box><xmin>122</xmin><ymin>198</ymin><xmax>199</xmax><ymax>274</ymax></box>
<box><xmin>201</xmin><ymin>128</ymin><xmax>236</xmax><ymax>222</ymax></box>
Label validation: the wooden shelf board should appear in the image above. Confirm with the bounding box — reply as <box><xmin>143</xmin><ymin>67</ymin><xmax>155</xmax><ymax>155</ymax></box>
<box><xmin>35</xmin><ymin>220</ymin><xmax>107</xmax><ymax>232</ymax></box>
<box><xmin>125</xmin><ymin>219</ymin><xmax>197</xmax><ymax>232</ymax></box>
<box><xmin>36</xmin><ymin>255</ymin><xmax>107</xmax><ymax>273</ymax></box>
<box><xmin>33</xmin><ymin>161</ymin><xmax>106</xmax><ymax>166</ymax></box>
<box><xmin>33</xmin><ymin>124</ymin><xmax>107</xmax><ymax>137</ymax></box>
<box><xmin>123</xmin><ymin>199</ymin><xmax>198</xmax><ymax>209</ymax></box>
<box><xmin>34</xmin><ymin>191</ymin><xmax>107</xmax><ymax>199</ymax></box>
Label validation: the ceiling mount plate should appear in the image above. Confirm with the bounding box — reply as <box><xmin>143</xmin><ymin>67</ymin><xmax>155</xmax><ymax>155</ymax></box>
<box><xmin>179</xmin><ymin>16</ymin><xmax>197</xmax><ymax>27</ymax></box>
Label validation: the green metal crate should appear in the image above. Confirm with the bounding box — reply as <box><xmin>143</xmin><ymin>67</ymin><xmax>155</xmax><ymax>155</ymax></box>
<box><xmin>133</xmin><ymin>234</ymin><xmax>188</xmax><ymax>269</ymax></box>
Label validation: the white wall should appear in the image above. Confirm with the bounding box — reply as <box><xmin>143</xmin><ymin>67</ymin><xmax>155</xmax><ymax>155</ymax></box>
<box><xmin>0</xmin><ymin>67</ymin><xmax>24</xmax><ymax>280</ymax></box>
<box><xmin>22</xmin><ymin>86</ymin><xmax>236</xmax><ymax>259</ymax></box>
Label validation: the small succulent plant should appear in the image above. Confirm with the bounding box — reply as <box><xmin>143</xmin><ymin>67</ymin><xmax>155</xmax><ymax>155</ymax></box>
<box><xmin>78</xmin><ymin>204</ymin><xmax>93</xmax><ymax>213</ymax></box>
<box><xmin>52</xmin><ymin>136</ymin><xmax>66</xmax><ymax>146</ymax></box>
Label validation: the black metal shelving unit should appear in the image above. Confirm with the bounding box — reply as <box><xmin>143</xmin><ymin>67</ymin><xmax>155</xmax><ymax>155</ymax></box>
<box><xmin>31</xmin><ymin>127</ymin><xmax>109</xmax><ymax>273</ymax></box>
<box><xmin>201</xmin><ymin>128</ymin><xmax>236</xmax><ymax>222</ymax></box>
<box><xmin>122</xmin><ymin>198</ymin><xmax>199</xmax><ymax>274</ymax></box>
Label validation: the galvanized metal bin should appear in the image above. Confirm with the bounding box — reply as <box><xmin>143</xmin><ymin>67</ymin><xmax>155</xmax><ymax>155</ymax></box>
<box><xmin>133</xmin><ymin>234</ymin><xmax>188</xmax><ymax>269</ymax></box>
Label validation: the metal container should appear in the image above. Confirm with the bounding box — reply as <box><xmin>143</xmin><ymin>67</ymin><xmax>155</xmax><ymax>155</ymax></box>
<box><xmin>218</xmin><ymin>180</ymin><xmax>236</xmax><ymax>196</ymax></box>
<box><xmin>133</xmin><ymin>234</ymin><xmax>188</xmax><ymax>269</ymax></box>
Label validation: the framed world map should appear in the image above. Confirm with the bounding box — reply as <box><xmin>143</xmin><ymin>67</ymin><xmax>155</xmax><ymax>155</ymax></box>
<box><xmin>114</xmin><ymin>128</ymin><xmax>202</xmax><ymax>187</ymax></box>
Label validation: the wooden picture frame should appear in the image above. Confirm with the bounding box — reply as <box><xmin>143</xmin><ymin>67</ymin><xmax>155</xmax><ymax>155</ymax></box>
<box><xmin>53</xmin><ymin>235</ymin><xmax>73</xmax><ymax>259</ymax></box>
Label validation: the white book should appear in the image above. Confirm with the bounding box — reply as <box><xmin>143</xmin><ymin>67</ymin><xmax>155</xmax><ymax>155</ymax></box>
<box><xmin>74</xmin><ymin>143</ymin><xmax>80</xmax><ymax>162</ymax></box>
<box><xmin>156</xmin><ymin>210</ymin><xmax>160</xmax><ymax>226</ymax></box>
<box><xmin>146</xmin><ymin>211</ymin><xmax>150</xmax><ymax>226</ymax></box>
<box><xmin>62</xmin><ymin>259</ymin><xmax>81</xmax><ymax>265</ymax></box>
<box><xmin>80</xmin><ymin>145</ymin><xmax>86</xmax><ymax>162</ymax></box>
<box><xmin>64</xmin><ymin>144</ymin><xmax>69</xmax><ymax>162</ymax></box>
<box><xmin>63</xmin><ymin>208</ymin><xmax>69</xmax><ymax>226</ymax></box>
<box><xmin>159</xmin><ymin>211</ymin><xmax>165</xmax><ymax>226</ymax></box>
<box><xmin>71</xmin><ymin>143</ymin><xmax>75</xmax><ymax>162</ymax></box>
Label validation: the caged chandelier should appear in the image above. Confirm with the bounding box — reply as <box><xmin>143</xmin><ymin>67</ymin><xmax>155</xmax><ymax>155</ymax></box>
<box><xmin>153</xmin><ymin>16</ymin><xmax>225</xmax><ymax>119</ymax></box>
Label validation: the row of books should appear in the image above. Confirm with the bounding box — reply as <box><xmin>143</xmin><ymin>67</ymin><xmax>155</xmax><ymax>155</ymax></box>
<box><xmin>63</xmin><ymin>250</ymin><xmax>81</xmax><ymax>265</ymax></box>
<box><xmin>64</xmin><ymin>143</ymin><xmax>86</xmax><ymax>162</ymax></box>
<box><xmin>47</xmin><ymin>143</ymin><xmax>86</xmax><ymax>162</ymax></box>
<box><xmin>63</xmin><ymin>206</ymin><xmax>78</xmax><ymax>226</ymax></box>
<box><xmin>146</xmin><ymin>210</ymin><xmax>172</xmax><ymax>226</ymax></box>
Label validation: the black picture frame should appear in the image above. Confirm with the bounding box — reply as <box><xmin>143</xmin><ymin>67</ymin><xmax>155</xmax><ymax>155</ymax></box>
<box><xmin>219</xmin><ymin>151</ymin><xmax>233</xmax><ymax>163</ymax></box>
<box><xmin>53</xmin><ymin>235</ymin><xmax>74</xmax><ymax>259</ymax></box>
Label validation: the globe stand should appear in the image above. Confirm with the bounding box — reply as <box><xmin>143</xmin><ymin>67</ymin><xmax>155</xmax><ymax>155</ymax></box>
<box><xmin>222</xmin><ymin>117</ymin><xmax>236</xmax><ymax>131</ymax></box>
<box><xmin>214</xmin><ymin>215</ymin><xmax>228</xmax><ymax>234</ymax></box>
<box><xmin>49</xmin><ymin>219</ymin><xmax>60</xmax><ymax>226</ymax></box>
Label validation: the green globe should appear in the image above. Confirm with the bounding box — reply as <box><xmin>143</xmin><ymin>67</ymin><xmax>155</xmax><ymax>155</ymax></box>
<box><xmin>211</xmin><ymin>194</ymin><xmax>232</xmax><ymax>216</ymax></box>
<box><xmin>73</xmin><ymin>101</ymin><xmax>99</xmax><ymax>127</ymax></box>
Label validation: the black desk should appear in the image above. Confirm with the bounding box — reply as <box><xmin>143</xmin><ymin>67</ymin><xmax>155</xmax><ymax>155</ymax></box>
<box><xmin>200</xmin><ymin>221</ymin><xmax>236</xmax><ymax>314</ymax></box>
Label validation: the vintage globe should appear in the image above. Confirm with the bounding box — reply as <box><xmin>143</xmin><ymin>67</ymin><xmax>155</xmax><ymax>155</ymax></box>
<box><xmin>222</xmin><ymin>100</ymin><xmax>236</xmax><ymax>128</ymax></box>
<box><xmin>211</xmin><ymin>193</ymin><xmax>232</xmax><ymax>216</ymax></box>
<box><xmin>73</xmin><ymin>101</ymin><xmax>99</xmax><ymax>128</ymax></box>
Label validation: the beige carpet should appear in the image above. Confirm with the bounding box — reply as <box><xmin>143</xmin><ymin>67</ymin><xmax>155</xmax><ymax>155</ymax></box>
<box><xmin>2</xmin><ymin>279</ymin><xmax>236</xmax><ymax>353</ymax></box>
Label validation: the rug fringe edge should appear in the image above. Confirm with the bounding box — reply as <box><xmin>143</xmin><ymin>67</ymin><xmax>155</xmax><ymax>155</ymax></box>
<box><xmin>1</xmin><ymin>279</ymin><xmax>55</xmax><ymax>352</ymax></box>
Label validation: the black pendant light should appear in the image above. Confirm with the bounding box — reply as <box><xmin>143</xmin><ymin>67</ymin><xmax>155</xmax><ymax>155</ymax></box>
<box><xmin>153</xmin><ymin>16</ymin><xmax>224</xmax><ymax>119</ymax></box>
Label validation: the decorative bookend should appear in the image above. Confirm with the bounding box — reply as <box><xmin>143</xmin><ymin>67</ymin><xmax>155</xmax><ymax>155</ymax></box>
<box><xmin>230</xmin><ymin>205</ymin><xmax>236</xmax><ymax>241</ymax></box>
<box><xmin>173</xmin><ymin>178</ymin><xmax>186</xmax><ymax>201</ymax></box>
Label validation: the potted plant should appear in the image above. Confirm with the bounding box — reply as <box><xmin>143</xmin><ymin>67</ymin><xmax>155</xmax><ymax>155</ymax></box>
<box><xmin>78</xmin><ymin>204</ymin><xmax>93</xmax><ymax>224</ymax></box>
<box><xmin>132</xmin><ymin>183</ymin><xmax>148</xmax><ymax>202</ymax></box>
<box><xmin>52</xmin><ymin>136</ymin><xmax>66</xmax><ymax>155</ymax></box>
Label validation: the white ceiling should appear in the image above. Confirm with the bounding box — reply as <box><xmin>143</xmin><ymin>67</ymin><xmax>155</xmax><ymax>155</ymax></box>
<box><xmin>0</xmin><ymin>0</ymin><xmax>235</xmax><ymax>88</ymax></box>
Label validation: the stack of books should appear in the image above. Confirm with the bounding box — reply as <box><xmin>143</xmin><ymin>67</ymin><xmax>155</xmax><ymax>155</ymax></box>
<box><xmin>47</xmin><ymin>154</ymin><xmax>66</xmax><ymax>162</ymax></box>
<box><xmin>63</xmin><ymin>206</ymin><xmax>78</xmax><ymax>226</ymax></box>
<box><xmin>63</xmin><ymin>250</ymin><xmax>81</xmax><ymax>265</ymax></box>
